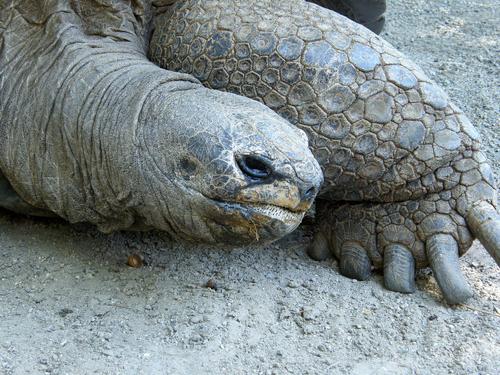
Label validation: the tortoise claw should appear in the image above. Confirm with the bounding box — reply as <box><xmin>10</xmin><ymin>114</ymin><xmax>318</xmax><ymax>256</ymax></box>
<box><xmin>426</xmin><ymin>234</ymin><xmax>473</xmax><ymax>304</ymax></box>
<box><xmin>383</xmin><ymin>244</ymin><xmax>416</xmax><ymax>294</ymax></box>
<box><xmin>467</xmin><ymin>202</ymin><xmax>500</xmax><ymax>266</ymax></box>
<box><xmin>307</xmin><ymin>231</ymin><xmax>331</xmax><ymax>261</ymax></box>
<box><xmin>339</xmin><ymin>241</ymin><xmax>372</xmax><ymax>281</ymax></box>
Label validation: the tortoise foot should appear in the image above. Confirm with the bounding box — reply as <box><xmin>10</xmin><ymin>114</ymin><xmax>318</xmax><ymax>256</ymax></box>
<box><xmin>311</xmin><ymin>179</ymin><xmax>499</xmax><ymax>304</ymax></box>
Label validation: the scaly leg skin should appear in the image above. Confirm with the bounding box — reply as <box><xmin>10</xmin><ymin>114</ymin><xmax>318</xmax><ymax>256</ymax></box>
<box><xmin>312</xmin><ymin>149</ymin><xmax>499</xmax><ymax>304</ymax></box>
<box><xmin>313</xmin><ymin>174</ymin><xmax>492</xmax><ymax>304</ymax></box>
<box><xmin>150</xmin><ymin>0</ymin><xmax>500</xmax><ymax>303</ymax></box>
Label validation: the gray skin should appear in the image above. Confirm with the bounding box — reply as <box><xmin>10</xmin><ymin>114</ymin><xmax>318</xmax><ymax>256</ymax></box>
<box><xmin>0</xmin><ymin>0</ymin><xmax>498</xmax><ymax>304</ymax></box>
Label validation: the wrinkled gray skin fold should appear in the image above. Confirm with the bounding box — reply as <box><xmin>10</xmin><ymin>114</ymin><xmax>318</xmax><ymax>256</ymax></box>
<box><xmin>0</xmin><ymin>0</ymin><xmax>498</xmax><ymax>304</ymax></box>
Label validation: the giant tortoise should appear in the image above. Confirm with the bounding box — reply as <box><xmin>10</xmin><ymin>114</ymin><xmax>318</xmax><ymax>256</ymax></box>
<box><xmin>0</xmin><ymin>0</ymin><xmax>498</xmax><ymax>304</ymax></box>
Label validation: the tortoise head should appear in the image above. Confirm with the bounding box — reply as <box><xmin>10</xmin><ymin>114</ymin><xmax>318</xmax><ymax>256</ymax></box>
<box><xmin>136</xmin><ymin>86</ymin><xmax>323</xmax><ymax>244</ymax></box>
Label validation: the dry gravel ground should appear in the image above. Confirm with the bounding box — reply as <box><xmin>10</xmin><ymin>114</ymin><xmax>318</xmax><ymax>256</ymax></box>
<box><xmin>0</xmin><ymin>0</ymin><xmax>499</xmax><ymax>374</ymax></box>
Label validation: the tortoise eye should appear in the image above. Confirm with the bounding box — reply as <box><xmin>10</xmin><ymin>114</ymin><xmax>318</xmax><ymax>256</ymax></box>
<box><xmin>236</xmin><ymin>155</ymin><xmax>273</xmax><ymax>179</ymax></box>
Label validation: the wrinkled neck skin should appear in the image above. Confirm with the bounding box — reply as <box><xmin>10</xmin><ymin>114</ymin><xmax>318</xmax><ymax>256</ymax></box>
<box><xmin>0</xmin><ymin>2</ymin><xmax>322</xmax><ymax>243</ymax></box>
<box><xmin>0</xmin><ymin>4</ymin><xmax>193</xmax><ymax>234</ymax></box>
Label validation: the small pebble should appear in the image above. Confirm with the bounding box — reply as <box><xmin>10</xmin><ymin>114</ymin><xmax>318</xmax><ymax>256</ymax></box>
<box><xmin>205</xmin><ymin>278</ymin><xmax>218</xmax><ymax>291</ymax></box>
<box><xmin>287</xmin><ymin>280</ymin><xmax>300</xmax><ymax>288</ymax></box>
<box><xmin>58</xmin><ymin>308</ymin><xmax>73</xmax><ymax>318</ymax></box>
<box><xmin>127</xmin><ymin>254</ymin><xmax>143</xmax><ymax>268</ymax></box>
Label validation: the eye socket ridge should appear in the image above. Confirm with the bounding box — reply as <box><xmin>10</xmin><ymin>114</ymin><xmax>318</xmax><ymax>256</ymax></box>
<box><xmin>236</xmin><ymin>154</ymin><xmax>273</xmax><ymax>180</ymax></box>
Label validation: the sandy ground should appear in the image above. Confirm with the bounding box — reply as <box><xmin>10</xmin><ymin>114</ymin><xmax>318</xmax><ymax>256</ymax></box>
<box><xmin>0</xmin><ymin>0</ymin><xmax>499</xmax><ymax>374</ymax></box>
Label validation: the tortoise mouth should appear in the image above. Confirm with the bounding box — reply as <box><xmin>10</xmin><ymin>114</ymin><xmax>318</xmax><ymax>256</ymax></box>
<box><xmin>233</xmin><ymin>202</ymin><xmax>305</xmax><ymax>223</ymax></box>
<box><xmin>209</xmin><ymin>199</ymin><xmax>306</xmax><ymax>227</ymax></box>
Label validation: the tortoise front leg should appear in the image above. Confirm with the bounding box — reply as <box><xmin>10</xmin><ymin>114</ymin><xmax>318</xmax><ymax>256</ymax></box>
<box><xmin>313</xmin><ymin>176</ymin><xmax>500</xmax><ymax>304</ymax></box>
<box><xmin>312</xmin><ymin>192</ymin><xmax>478</xmax><ymax>304</ymax></box>
<box><xmin>309</xmin><ymin>151</ymin><xmax>500</xmax><ymax>304</ymax></box>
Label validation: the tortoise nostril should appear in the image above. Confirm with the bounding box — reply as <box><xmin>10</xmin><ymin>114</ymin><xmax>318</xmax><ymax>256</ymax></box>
<box><xmin>237</xmin><ymin>155</ymin><xmax>272</xmax><ymax>180</ymax></box>
<box><xmin>303</xmin><ymin>186</ymin><xmax>317</xmax><ymax>202</ymax></box>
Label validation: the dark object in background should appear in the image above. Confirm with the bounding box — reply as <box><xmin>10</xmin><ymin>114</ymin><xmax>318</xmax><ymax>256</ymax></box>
<box><xmin>308</xmin><ymin>0</ymin><xmax>387</xmax><ymax>34</ymax></box>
